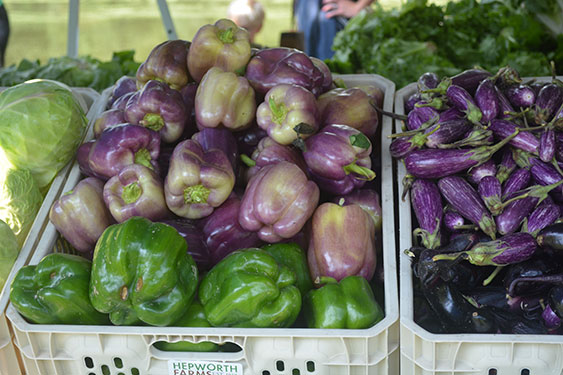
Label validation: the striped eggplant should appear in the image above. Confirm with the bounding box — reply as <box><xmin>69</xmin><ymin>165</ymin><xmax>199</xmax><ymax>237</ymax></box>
<box><xmin>425</xmin><ymin>118</ymin><xmax>473</xmax><ymax>148</ymax></box>
<box><xmin>468</xmin><ymin>159</ymin><xmax>497</xmax><ymax>185</ymax></box>
<box><xmin>475</xmin><ymin>77</ymin><xmax>500</xmax><ymax>124</ymax></box>
<box><xmin>404</xmin><ymin>129</ymin><xmax>519</xmax><ymax>178</ymax></box>
<box><xmin>438</xmin><ymin>176</ymin><xmax>497</xmax><ymax>239</ymax></box>
<box><xmin>443</xmin><ymin>210</ymin><xmax>466</xmax><ymax>232</ymax></box>
<box><xmin>495</xmin><ymin>86</ymin><xmax>516</xmax><ymax>119</ymax></box>
<box><xmin>478</xmin><ymin>175</ymin><xmax>503</xmax><ymax>216</ymax></box>
<box><xmin>533</xmin><ymin>83</ymin><xmax>563</xmax><ymax>124</ymax></box>
<box><xmin>496</xmin><ymin>147</ymin><xmax>517</xmax><ymax>184</ymax></box>
<box><xmin>439</xmin><ymin>127</ymin><xmax>493</xmax><ymax>149</ymax></box>
<box><xmin>406</xmin><ymin>106</ymin><xmax>440</xmax><ymax>131</ymax></box>
<box><xmin>446</xmin><ymin>84</ymin><xmax>482</xmax><ymax>124</ymax></box>
<box><xmin>405</xmin><ymin>92</ymin><xmax>423</xmax><ymax>113</ymax></box>
<box><xmin>505</xmin><ymin>84</ymin><xmax>536</xmax><ymax>109</ymax></box>
<box><xmin>433</xmin><ymin>232</ymin><xmax>537</xmax><ymax>266</ymax></box>
<box><xmin>417</xmin><ymin>72</ymin><xmax>440</xmax><ymax>91</ymax></box>
<box><xmin>411</xmin><ymin>178</ymin><xmax>443</xmax><ymax>249</ymax></box>
<box><xmin>439</xmin><ymin>107</ymin><xmax>464</xmax><ymax>122</ymax></box>
<box><xmin>450</xmin><ymin>68</ymin><xmax>493</xmax><ymax>95</ymax></box>
<box><xmin>539</xmin><ymin>129</ymin><xmax>556</xmax><ymax>163</ymax></box>
<box><xmin>523</xmin><ymin>201</ymin><xmax>560</xmax><ymax>237</ymax></box>
<box><xmin>502</xmin><ymin>168</ymin><xmax>531</xmax><ymax>200</ymax></box>
<box><xmin>489</xmin><ymin>119</ymin><xmax>540</xmax><ymax>154</ymax></box>
<box><xmin>390</xmin><ymin>135</ymin><xmax>424</xmax><ymax>159</ymax></box>
<box><xmin>529</xmin><ymin>158</ymin><xmax>563</xmax><ymax>199</ymax></box>
<box><xmin>537</xmin><ymin>222</ymin><xmax>563</xmax><ymax>250</ymax></box>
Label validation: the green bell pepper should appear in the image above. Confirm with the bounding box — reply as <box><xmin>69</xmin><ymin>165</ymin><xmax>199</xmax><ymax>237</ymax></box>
<box><xmin>10</xmin><ymin>253</ymin><xmax>109</xmax><ymax>325</ymax></box>
<box><xmin>304</xmin><ymin>276</ymin><xmax>384</xmax><ymax>329</ymax></box>
<box><xmin>154</xmin><ymin>301</ymin><xmax>219</xmax><ymax>352</ymax></box>
<box><xmin>89</xmin><ymin>216</ymin><xmax>199</xmax><ymax>326</ymax></box>
<box><xmin>261</xmin><ymin>242</ymin><xmax>313</xmax><ymax>297</ymax></box>
<box><xmin>199</xmin><ymin>248</ymin><xmax>301</xmax><ymax>328</ymax></box>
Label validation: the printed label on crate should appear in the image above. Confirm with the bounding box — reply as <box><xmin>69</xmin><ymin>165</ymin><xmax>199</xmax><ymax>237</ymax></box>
<box><xmin>168</xmin><ymin>360</ymin><xmax>243</xmax><ymax>375</ymax></box>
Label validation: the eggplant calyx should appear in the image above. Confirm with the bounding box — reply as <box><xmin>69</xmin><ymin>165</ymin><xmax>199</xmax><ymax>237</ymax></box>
<box><xmin>343</xmin><ymin>162</ymin><xmax>376</xmax><ymax>181</ymax></box>
<box><xmin>183</xmin><ymin>184</ymin><xmax>211</xmax><ymax>204</ymax></box>
<box><xmin>141</xmin><ymin>113</ymin><xmax>165</xmax><ymax>132</ymax></box>
<box><xmin>134</xmin><ymin>148</ymin><xmax>154</xmax><ymax>170</ymax></box>
<box><xmin>468</xmin><ymin>128</ymin><xmax>520</xmax><ymax>166</ymax></box>
<box><xmin>122</xmin><ymin>182</ymin><xmax>142</xmax><ymax>204</ymax></box>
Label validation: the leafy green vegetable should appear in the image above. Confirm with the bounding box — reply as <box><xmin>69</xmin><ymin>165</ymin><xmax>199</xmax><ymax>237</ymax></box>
<box><xmin>0</xmin><ymin>80</ymin><xmax>88</xmax><ymax>189</ymax></box>
<box><xmin>0</xmin><ymin>50</ymin><xmax>140</xmax><ymax>92</ymax></box>
<box><xmin>0</xmin><ymin>219</ymin><xmax>18</xmax><ymax>291</ymax></box>
<box><xmin>327</xmin><ymin>0</ymin><xmax>562</xmax><ymax>88</ymax></box>
<box><xmin>0</xmin><ymin>166</ymin><xmax>42</xmax><ymax>248</ymax></box>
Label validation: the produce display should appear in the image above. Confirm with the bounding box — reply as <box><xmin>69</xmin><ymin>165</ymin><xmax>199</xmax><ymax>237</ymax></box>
<box><xmin>392</xmin><ymin>65</ymin><xmax>563</xmax><ymax>334</ymax></box>
<box><xmin>10</xmin><ymin>18</ymin><xmax>386</xmax><ymax>335</ymax></box>
<box><xmin>327</xmin><ymin>0</ymin><xmax>563</xmax><ymax>89</ymax></box>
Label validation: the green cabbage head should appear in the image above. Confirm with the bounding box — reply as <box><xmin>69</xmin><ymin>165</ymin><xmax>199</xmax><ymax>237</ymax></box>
<box><xmin>0</xmin><ymin>79</ymin><xmax>88</xmax><ymax>189</ymax></box>
<box><xmin>0</xmin><ymin>218</ymin><xmax>19</xmax><ymax>291</ymax></box>
<box><xmin>0</xmin><ymin>165</ymin><xmax>43</xmax><ymax>247</ymax></box>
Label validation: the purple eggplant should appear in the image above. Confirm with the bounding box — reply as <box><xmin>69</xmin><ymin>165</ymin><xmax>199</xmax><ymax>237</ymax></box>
<box><xmin>164</xmin><ymin>139</ymin><xmax>235</xmax><ymax>219</ymax></box>
<box><xmin>107</xmin><ymin>76</ymin><xmax>137</xmax><ymax>109</ymax></box>
<box><xmin>406</xmin><ymin>106</ymin><xmax>439</xmax><ymax>131</ymax></box>
<box><xmin>504</xmin><ymin>254</ymin><xmax>563</xmax><ymax>296</ymax></box>
<box><xmin>496</xmin><ymin>147</ymin><xmax>517</xmax><ymax>184</ymax></box>
<box><xmin>474</xmin><ymin>77</ymin><xmax>500</xmax><ymax>124</ymax></box>
<box><xmin>446</xmin><ymin>84</ymin><xmax>482</xmax><ymax>124</ymax></box>
<box><xmin>438</xmin><ymin>176</ymin><xmax>497</xmax><ymax>239</ymax></box>
<box><xmin>303</xmin><ymin>124</ymin><xmax>375</xmax><ymax>195</ymax></box>
<box><xmin>537</xmin><ymin>222</ymin><xmax>563</xmax><ymax>250</ymax></box>
<box><xmin>549</xmin><ymin>286</ymin><xmax>563</xmax><ymax>320</ymax></box>
<box><xmin>417</xmin><ymin>72</ymin><xmax>440</xmax><ymax>91</ymax></box>
<box><xmin>159</xmin><ymin>217</ymin><xmax>212</xmax><ymax>270</ymax></box>
<box><xmin>80</xmin><ymin>123</ymin><xmax>161</xmax><ymax>181</ymax></box>
<box><xmin>405</xmin><ymin>92</ymin><xmax>422</xmax><ymax>113</ymax></box>
<box><xmin>49</xmin><ymin>177</ymin><xmax>115</xmax><ymax>253</ymax></box>
<box><xmin>424</xmin><ymin>118</ymin><xmax>473</xmax><ymax>148</ymax></box>
<box><xmin>495</xmin><ymin>86</ymin><xmax>516</xmax><ymax>119</ymax></box>
<box><xmin>439</xmin><ymin>127</ymin><xmax>494</xmax><ymax>149</ymax></box>
<box><xmin>433</xmin><ymin>232</ymin><xmax>537</xmax><ymax>266</ymax></box>
<box><xmin>420</xmin><ymin>279</ymin><xmax>474</xmax><ymax>332</ymax></box>
<box><xmin>467</xmin><ymin>159</ymin><xmax>497</xmax><ymax>185</ymax></box>
<box><xmin>124</xmin><ymin>79</ymin><xmax>187</xmax><ymax>143</ymax></box>
<box><xmin>200</xmin><ymin>193</ymin><xmax>263</xmax><ymax>265</ymax></box>
<box><xmin>404</xmin><ymin>128</ymin><xmax>519</xmax><ymax>179</ymax></box>
<box><xmin>191</xmin><ymin>127</ymin><xmax>239</xmax><ymax>172</ymax></box>
<box><xmin>103</xmin><ymin>164</ymin><xmax>170</xmax><ymax>223</ymax></box>
<box><xmin>533</xmin><ymin>83</ymin><xmax>563</xmax><ymax>124</ymax></box>
<box><xmin>523</xmin><ymin>201</ymin><xmax>560</xmax><ymax>237</ymax></box>
<box><xmin>478</xmin><ymin>175</ymin><xmax>503</xmax><ymax>216</ymax></box>
<box><xmin>389</xmin><ymin>135</ymin><xmax>425</xmax><ymax>159</ymax></box>
<box><xmin>502</xmin><ymin>168</ymin><xmax>531</xmax><ymax>200</ymax></box>
<box><xmin>529</xmin><ymin>158</ymin><xmax>563</xmax><ymax>196</ymax></box>
<box><xmin>543</xmin><ymin>302</ymin><xmax>562</xmax><ymax>329</ymax></box>
<box><xmin>443</xmin><ymin>210</ymin><xmax>466</xmax><ymax>232</ymax></box>
<box><xmin>410</xmin><ymin>179</ymin><xmax>443</xmax><ymax>249</ymax></box>
<box><xmin>489</xmin><ymin>119</ymin><xmax>540</xmax><ymax>154</ymax></box>
<box><xmin>505</xmin><ymin>84</ymin><xmax>536</xmax><ymax>109</ymax></box>
<box><xmin>450</xmin><ymin>68</ymin><xmax>493</xmax><ymax>95</ymax></box>
<box><xmin>93</xmin><ymin>108</ymin><xmax>127</xmax><ymax>139</ymax></box>
<box><xmin>539</xmin><ymin>129</ymin><xmax>556</xmax><ymax>163</ymax></box>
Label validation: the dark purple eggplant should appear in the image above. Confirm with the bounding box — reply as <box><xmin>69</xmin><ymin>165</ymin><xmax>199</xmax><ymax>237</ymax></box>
<box><xmin>420</xmin><ymin>279</ymin><xmax>474</xmax><ymax>332</ymax></box>
<box><xmin>537</xmin><ymin>222</ymin><xmax>563</xmax><ymax>250</ymax></box>
<box><xmin>495</xmin><ymin>86</ymin><xmax>516</xmax><ymax>120</ymax></box>
<box><xmin>494</xmin><ymin>66</ymin><xmax>522</xmax><ymax>89</ymax></box>
<box><xmin>447</xmin><ymin>231</ymin><xmax>484</xmax><ymax>252</ymax></box>
<box><xmin>159</xmin><ymin>217</ymin><xmax>211</xmax><ymax>270</ymax></box>
<box><xmin>443</xmin><ymin>210</ymin><xmax>466</xmax><ymax>232</ymax></box>
<box><xmin>533</xmin><ymin>83</ymin><xmax>563</xmax><ymax>124</ymax></box>
<box><xmin>404</xmin><ymin>128</ymin><xmax>519</xmax><ymax>178</ymax></box>
<box><xmin>417</xmin><ymin>72</ymin><xmax>440</xmax><ymax>91</ymax></box>
<box><xmin>523</xmin><ymin>201</ymin><xmax>560</xmax><ymax>237</ymax></box>
<box><xmin>489</xmin><ymin>119</ymin><xmax>539</xmax><ymax>154</ymax></box>
<box><xmin>424</xmin><ymin>118</ymin><xmax>473</xmax><ymax>148</ymax></box>
<box><xmin>446</xmin><ymin>84</ymin><xmax>482</xmax><ymax>124</ymax></box>
<box><xmin>474</xmin><ymin>77</ymin><xmax>500</xmax><ymax>124</ymax></box>
<box><xmin>485</xmin><ymin>306</ymin><xmax>547</xmax><ymax>334</ymax></box>
<box><xmin>450</xmin><ymin>68</ymin><xmax>493</xmax><ymax>95</ymax></box>
<box><xmin>438</xmin><ymin>176</ymin><xmax>496</xmax><ymax>238</ymax></box>
<box><xmin>496</xmin><ymin>147</ymin><xmax>517</xmax><ymax>184</ymax></box>
<box><xmin>411</xmin><ymin>178</ymin><xmax>443</xmax><ymax>249</ymax></box>
<box><xmin>549</xmin><ymin>286</ymin><xmax>563</xmax><ymax>319</ymax></box>
<box><xmin>433</xmin><ymin>232</ymin><xmax>537</xmax><ymax>266</ymax></box>
<box><xmin>504</xmin><ymin>254</ymin><xmax>563</xmax><ymax>296</ymax></box>
<box><xmin>478</xmin><ymin>175</ymin><xmax>503</xmax><ymax>216</ymax></box>
<box><xmin>406</xmin><ymin>106</ymin><xmax>439</xmax><ymax>131</ymax></box>
<box><xmin>468</xmin><ymin>159</ymin><xmax>497</xmax><ymax>185</ymax></box>
<box><xmin>539</xmin><ymin>129</ymin><xmax>556</xmax><ymax>163</ymax></box>
<box><xmin>542</xmin><ymin>303</ymin><xmax>561</xmax><ymax>329</ymax></box>
<box><xmin>502</xmin><ymin>168</ymin><xmax>531</xmax><ymax>200</ymax></box>
<box><xmin>468</xmin><ymin>309</ymin><xmax>497</xmax><ymax>333</ymax></box>
<box><xmin>505</xmin><ymin>84</ymin><xmax>536</xmax><ymax>109</ymax></box>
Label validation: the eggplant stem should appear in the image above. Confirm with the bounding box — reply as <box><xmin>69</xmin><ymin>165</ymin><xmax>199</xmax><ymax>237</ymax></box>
<box><xmin>370</xmin><ymin>100</ymin><xmax>407</xmax><ymax>121</ymax></box>
<box><xmin>388</xmin><ymin>122</ymin><xmax>440</xmax><ymax>139</ymax></box>
<box><xmin>482</xmin><ymin>265</ymin><xmax>504</xmax><ymax>286</ymax></box>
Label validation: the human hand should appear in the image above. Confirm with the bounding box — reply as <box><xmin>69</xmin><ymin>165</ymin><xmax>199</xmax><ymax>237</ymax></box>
<box><xmin>321</xmin><ymin>0</ymin><xmax>373</xmax><ymax>19</ymax></box>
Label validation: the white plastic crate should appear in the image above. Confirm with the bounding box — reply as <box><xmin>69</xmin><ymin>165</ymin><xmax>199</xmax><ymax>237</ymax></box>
<box><xmin>6</xmin><ymin>74</ymin><xmax>400</xmax><ymax>375</ymax></box>
<box><xmin>396</xmin><ymin>77</ymin><xmax>563</xmax><ymax>375</ymax></box>
<box><xmin>0</xmin><ymin>86</ymin><xmax>102</xmax><ymax>375</ymax></box>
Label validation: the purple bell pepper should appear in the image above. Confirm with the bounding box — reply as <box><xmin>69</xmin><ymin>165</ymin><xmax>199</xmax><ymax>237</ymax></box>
<box><xmin>124</xmin><ymin>80</ymin><xmax>187</xmax><ymax>143</ymax></box>
<box><xmin>93</xmin><ymin>108</ymin><xmax>126</xmax><ymax>138</ymax></box>
<box><xmin>103</xmin><ymin>164</ymin><xmax>170</xmax><ymax>223</ymax></box>
<box><xmin>192</xmin><ymin>127</ymin><xmax>239</xmax><ymax>172</ymax></box>
<box><xmin>136</xmin><ymin>39</ymin><xmax>191</xmax><ymax>90</ymax></box>
<box><xmin>80</xmin><ymin>123</ymin><xmax>161</xmax><ymax>181</ymax></box>
<box><xmin>245</xmin><ymin>47</ymin><xmax>325</xmax><ymax>97</ymax></box>
<box><xmin>256</xmin><ymin>83</ymin><xmax>318</xmax><ymax>145</ymax></box>
<box><xmin>303</xmin><ymin>124</ymin><xmax>375</xmax><ymax>195</ymax></box>
<box><xmin>110</xmin><ymin>91</ymin><xmax>135</xmax><ymax>110</ymax></box>
<box><xmin>332</xmin><ymin>188</ymin><xmax>382</xmax><ymax>232</ymax></box>
<box><xmin>309</xmin><ymin>56</ymin><xmax>333</xmax><ymax>94</ymax></box>
<box><xmin>308</xmin><ymin>202</ymin><xmax>376</xmax><ymax>281</ymax></box>
<box><xmin>164</xmin><ymin>139</ymin><xmax>235</xmax><ymax>219</ymax></box>
<box><xmin>107</xmin><ymin>76</ymin><xmax>137</xmax><ymax>109</ymax></box>
<box><xmin>159</xmin><ymin>217</ymin><xmax>212</xmax><ymax>270</ymax></box>
<box><xmin>49</xmin><ymin>177</ymin><xmax>115</xmax><ymax>253</ymax></box>
<box><xmin>239</xmin><ymin>161</ymin><xmax>319</xmax><ymax>243</ymax></box>
<box><xmin>317</xmin><ymin>86</ymin><xmax>383</xmax><ymax>139</ymax></box>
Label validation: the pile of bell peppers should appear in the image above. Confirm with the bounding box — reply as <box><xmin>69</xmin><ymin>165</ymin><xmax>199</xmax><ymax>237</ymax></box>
<box><xmin>10</xmin><ymin>18</ymin><xmax>386</xmax><ymax>337</ymax></box>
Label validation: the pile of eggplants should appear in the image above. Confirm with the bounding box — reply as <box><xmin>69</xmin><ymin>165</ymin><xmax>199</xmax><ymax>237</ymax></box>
<box><xmin>47</xmin><ymin>18</ymin><xmax>386</xmax><ymax>316</ymax></box>
<box><xmin>393</xmin><ymin>66</ymin><xmax>563</xmax><ymax>334</ymax></box>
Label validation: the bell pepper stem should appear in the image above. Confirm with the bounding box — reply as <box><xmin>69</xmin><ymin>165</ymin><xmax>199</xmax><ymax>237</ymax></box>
<box><xmin>343</xmin><ymin>162</ymin><xmax>376</xmax><ymax>181</ymax></box>
<box><xmin>184</xmin><ymin>184</ymin><xmax>211</xmax><ymax>204</ymax></box>
<box><xmin>314</xmin><ymin>276</ymin><xmax>338</xmax><ymax>287</ymax></box>
<box><xmin>269</xmin><ymin>97</ymin><xmax>288</xmax><ymax>125</ymax></box>
<box><xmin>134</xmin><ymin>148</ymin><xmax>154</xmax><ymax>170</ymax></box>
<box><xmin>240</xmin><ymin>154</ymin><xmax>256</xmax><ymax>167</ymax></box>
<box><xmin>141</xmin><ymin>113</ymin><xmax>165</xmax><ymax>132</ymax></box>
<box><xmin>217</xmin><ymin>27</ymin><xmax>235</xmax><ymax>44</ymax></box>
<box><xmin>122</xmin><ymin>182</ymin><xmax>142</xmax><ymax>204</ymax></box>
